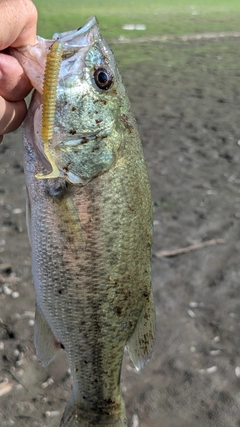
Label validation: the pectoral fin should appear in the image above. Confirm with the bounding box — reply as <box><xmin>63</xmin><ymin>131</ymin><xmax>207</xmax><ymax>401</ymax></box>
<box><xmin>127</xmin><ymin>290</ymin><xmax>155</xmax><ymax>371</ymax></box>
<box><xmin>34</xmin><ymin>304</ymin><xmax>59</xmax><ymax>367</ymax></box>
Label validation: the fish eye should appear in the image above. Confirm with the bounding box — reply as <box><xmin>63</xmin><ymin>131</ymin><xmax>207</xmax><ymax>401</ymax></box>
<box><xmin>93</xmin><ymin>68</ymin><xmax>113</xmax><ymax>90</ymax></box>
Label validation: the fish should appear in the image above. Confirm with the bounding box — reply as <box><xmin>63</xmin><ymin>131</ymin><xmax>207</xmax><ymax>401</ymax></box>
<box><xmin>12</xmin><ymin>16</ymin><xmax>155</xmax><ymax>427</ymax></box>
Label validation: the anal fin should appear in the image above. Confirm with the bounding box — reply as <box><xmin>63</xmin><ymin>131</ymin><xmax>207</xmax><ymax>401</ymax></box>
<box><xmin>127</xmin><ymin>290</ymin><xmax>155</xmax><ymax>371</ymax></box>
<box><xmin>34</xmin><ymin>304</ymin><xmax>60</xmax><ymax>367</ymax></box>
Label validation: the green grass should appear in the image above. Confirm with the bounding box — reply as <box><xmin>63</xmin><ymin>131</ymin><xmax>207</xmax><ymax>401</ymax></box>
<box><xmin>34</xmin><ymin>0</ymin><xmax>240</xmax><ymax>40</ymax></box>
<box><xmin>113</xmin><ymin>36</ymin><xmax>240</xmax><ymax>71</ymax></box>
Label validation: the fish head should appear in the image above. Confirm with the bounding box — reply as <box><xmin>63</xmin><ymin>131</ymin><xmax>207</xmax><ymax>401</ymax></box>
<box><xmin>13</xmin><ymin>16</ymin><xmax>131</xmax><ymax>184</ymax></box>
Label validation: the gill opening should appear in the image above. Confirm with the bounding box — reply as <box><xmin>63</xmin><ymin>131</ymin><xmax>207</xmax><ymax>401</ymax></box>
<box><xmin>35</xmin><ymin>41</ymin><xmax>63</xmax><ymax>180</ymax></box>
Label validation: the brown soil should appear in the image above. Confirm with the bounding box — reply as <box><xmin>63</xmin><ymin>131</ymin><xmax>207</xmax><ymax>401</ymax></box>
<box><xmin>1</xmin><ymin>38</ymin><xmax>240</xmax><ymax>426</ymax></box>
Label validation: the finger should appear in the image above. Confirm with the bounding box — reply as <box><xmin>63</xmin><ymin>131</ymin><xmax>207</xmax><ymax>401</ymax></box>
<box><xmin>0</xmin><ymin>53</ymin><xmax>32</xmax><ymax>101</ymax></box>
<box><xmin>0</xmin><ymin>0</ymin><xmax>37</xmax><ymax>49</ymax></box>
<box><xmin>0</xmin><ymin>96</ymin><xmax>27</xmax><ymax>134</ymax></box>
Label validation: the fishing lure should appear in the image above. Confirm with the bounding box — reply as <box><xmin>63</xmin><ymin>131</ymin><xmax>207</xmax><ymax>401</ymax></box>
<box><xmin>35</xmin><ymin>41</ymin><xmax>63</xmax><ymax>179</ymax></box>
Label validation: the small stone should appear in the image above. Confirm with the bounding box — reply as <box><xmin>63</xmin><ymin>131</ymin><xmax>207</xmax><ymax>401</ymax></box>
<box><xmin>210</xmin><ymin>350</ymin><xmax>221</xmax><ymax>356</ymax></box>
<box><xmin>13</xmin><ymin>313</ymin><xmax>21</xmax><ymax>319</ymax></box>
<box><xmin>42</xmin><ymin>377</ymin><xmax>54</xmax><ymax>388</ymax></box>
<box><xmin>132</xmin><ymin>414</ymin><xmax>140</xmax><ymax>427</ymax></box>
<box><xmin>12</xmin><ymin>208</ymin><xmax>22</xmax><ymax>214</ymax></box>
<box><xmin>199</xmin><ymin>366</ymin><xmax>217</xmax><ymax>374</ymax></box>
<box><xmin>15</xmin><ymin>384</ymin><xmax>23</xmax><ymax>390</ymax></box>
<box><xmin>23</xmin><ymin>311</ymin><xmax>35</xmax><ymax>319</ymax></box>
<box><xmin>189</xmin><ymin>302</ymin><xmax>198</xmax><ymax>308</ymax></box>
<box><xmin>12</xmin><ymin>291</ymin><xmax>20</xmax><ymax>299</ymax></box>
<box><xmin>45</xmin><ymin>410</ymin><xmax>60</xmax><ymax>417</ymax></box>
<box><xmin>16</xmin><ymin>359</ymin><xmax>25</xmax><ymax>367</ymax></box>
<box><xmin>3</xmin><ymin>284</ymin><xmax>12</xmax><ymax>295</ymax></box>
<box><xmin>187</xmin><ymin>309</ymin><xmax>196</xmax><ymax>318</ymax></box>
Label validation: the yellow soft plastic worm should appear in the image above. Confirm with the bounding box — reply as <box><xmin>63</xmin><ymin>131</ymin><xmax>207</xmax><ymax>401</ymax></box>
<box><xmin>36</xmin><ymin>41</ymin><xmax>63</xmax><ymax>179</ymax></box>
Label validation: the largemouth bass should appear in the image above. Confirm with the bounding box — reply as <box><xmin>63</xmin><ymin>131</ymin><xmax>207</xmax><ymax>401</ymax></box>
<box><xmin>12</xmin><ymin>16</ymin><xmax>155</xmax><ymax>427</ymax></box>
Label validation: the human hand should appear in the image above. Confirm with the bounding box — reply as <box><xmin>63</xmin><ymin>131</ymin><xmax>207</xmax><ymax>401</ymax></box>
<box><xmin>0</xmin><ymin>0</ymin><xmax>37</xmax><ymax>142</ymax></box>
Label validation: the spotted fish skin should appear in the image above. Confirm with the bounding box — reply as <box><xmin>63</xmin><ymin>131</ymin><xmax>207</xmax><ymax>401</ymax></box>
<box><xmin>14</xmin><ymin>16</ymin><xmax>155</xmax><ymax>427</ymax></box>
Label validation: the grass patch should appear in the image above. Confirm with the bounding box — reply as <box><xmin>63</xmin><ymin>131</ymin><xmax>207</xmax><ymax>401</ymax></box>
<box><xmin>34</xmin><ymin>0</ymin><xmax>240</xmax><ymax>40</ymax></box>
<box><xmin>113</xmin><ymin>37</ymin><xmax>240</xmax><ymax>83</ymax></box>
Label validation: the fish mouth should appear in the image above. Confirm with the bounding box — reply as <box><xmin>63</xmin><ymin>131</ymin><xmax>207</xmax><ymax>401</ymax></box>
<box><xmin>52</xmin><ymin>16</ymin><xmax>99</xmax><ymax>54</ymax></box>
<box><xmin>53</xmin><ymin>16</ymin><xmax>98</xmax><ymax>43</ymax></box>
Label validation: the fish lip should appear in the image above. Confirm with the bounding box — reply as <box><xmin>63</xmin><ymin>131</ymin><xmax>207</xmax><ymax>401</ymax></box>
<box><xmin>51</xmin><ymin>16</ymin><xmax>100</xmax><ymax>59</ymax></box>
<box><xmin>52</xmin><ymin>16</ymin><xmax>99</xmax><ymax>45</ymax></box>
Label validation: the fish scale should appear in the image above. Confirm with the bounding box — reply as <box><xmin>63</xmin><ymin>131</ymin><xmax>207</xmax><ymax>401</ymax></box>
<box><xmin>14</xmin><ymin>15</ymin><xmax>155</xmax><ymax>427</ymax></box>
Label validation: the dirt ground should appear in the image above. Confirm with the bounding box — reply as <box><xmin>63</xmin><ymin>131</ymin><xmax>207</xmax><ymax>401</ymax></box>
<box><xmin>1</xmin><ymin>37</ymin><xmax>240</xmax><ymax>426</ymax></box>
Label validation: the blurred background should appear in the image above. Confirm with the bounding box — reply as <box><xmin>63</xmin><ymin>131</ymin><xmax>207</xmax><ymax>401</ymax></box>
<box><xmin>34</xmin><ymin>0</ymin><xmax>240</xmax><ymax>40</ymax></box>
<box><xmin>1</xmin><ymin>1</ymin><xmax>240</xmax><ymax>426</ymax></box>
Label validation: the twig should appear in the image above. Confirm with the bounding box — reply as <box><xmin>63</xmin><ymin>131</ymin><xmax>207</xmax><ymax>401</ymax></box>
<box><xmin>155</xmin><ymin>239</ymin><xmax>225</xmax><ymax>258</ymax></box>
<box><xmin>0</xmin><ymin>380</ymin><xmax>13</xmax><ymax>397</ymax></box>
